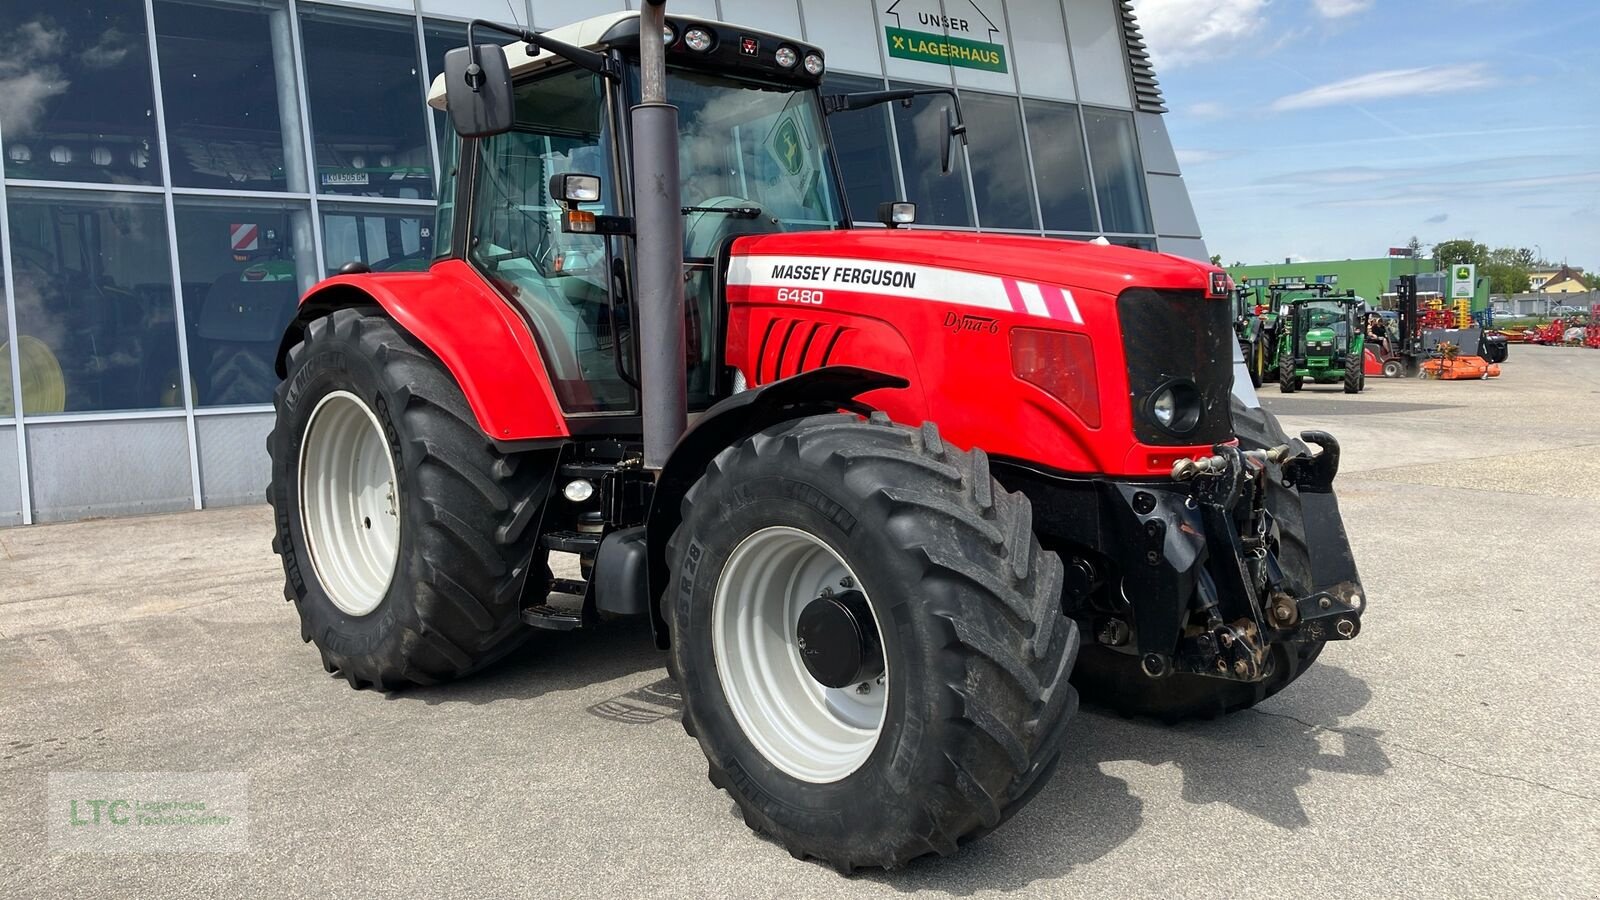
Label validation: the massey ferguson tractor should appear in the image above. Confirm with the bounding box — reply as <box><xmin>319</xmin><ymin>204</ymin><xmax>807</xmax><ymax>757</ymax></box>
<box><xmin>268</xmin><ymin>3</ymin><xmax>1365</xmax><ymax>872</ymax></box>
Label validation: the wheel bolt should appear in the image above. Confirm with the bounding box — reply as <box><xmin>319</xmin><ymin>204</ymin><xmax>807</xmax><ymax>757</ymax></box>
<box><xmin>840</xmin><ymin>576</ymin><xmax>855</xmax><ymax>589</ymax></box>
<box><xmin>856</xmin><ymin>683</ymin><xmax>870</xmax><ymax>695</ymax></box>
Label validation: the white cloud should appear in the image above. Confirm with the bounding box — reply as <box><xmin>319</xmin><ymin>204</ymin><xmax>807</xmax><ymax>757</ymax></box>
<box><xmin>1314</xmin><ymin>0</ymin><xmax>1375</xmax><ymax>18</ymax></box>
<box><xmin>1174</xmin><ymin>148</ymin><xmax>1242</xmax><ymax>166</ymax></box>
<box><xmin>1184</xmin><ymin>101</ymin><xmax>1230</xmax><ymax>119</ymax></box>
<box><xmin>1130</xmin><ymin>0</ymin><xmax>1271</xmax><ymax>68</ymax></box>
<box><xmin>1270</xmin><ymin>64</ymin><xmax>1499</xmax><ymax>111</ymax></box>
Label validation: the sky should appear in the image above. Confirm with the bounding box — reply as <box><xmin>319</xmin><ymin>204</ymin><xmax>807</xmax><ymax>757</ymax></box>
<box><xmin>1131</xmin><ymin>0</ymin><xmax>1600</xmax><ymax>266</ymax></box>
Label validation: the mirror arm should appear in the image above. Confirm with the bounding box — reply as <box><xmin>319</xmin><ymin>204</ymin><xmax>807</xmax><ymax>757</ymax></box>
<box><xmin>466</xmin><ymin>18</ymin><xmax>621</xmax><ymax>84</ymax></box>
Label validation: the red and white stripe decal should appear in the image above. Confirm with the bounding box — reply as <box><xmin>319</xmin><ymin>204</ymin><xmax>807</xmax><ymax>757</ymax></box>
<box><xmin>729</xmin><ymin>255</ymin><xmax>1083</xmax><ymax>324</ymax></box>
<box><xmin>229</xmin><ymin>223</ymin><xmax>259</xmax><ymax>252</ymax></box>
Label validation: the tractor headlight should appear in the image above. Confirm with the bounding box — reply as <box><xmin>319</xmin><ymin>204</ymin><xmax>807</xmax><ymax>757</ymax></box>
<box><xmin>662</xmin><ymin>24</ymin><xmax>676</xmax><ymax>46</ymax></box>
<box><xmin>683</xmin><ymin>27</ymin><xmax>713</xmax><ymax>52</ymax></box>
<box><xmin>1148</xmin><ymin>381</ymin><xmax>1202</xmax><ymax>435</ymax></box>
<box><xmin>563</xmin><ymin>479</ymin><xmax>595</xmax><ymax>503</ymax></box>
<box><xmin>803</xmin><ymin>53</ymin><xmax>825</xmax><ymax>76</ymax></box>
<box><xmin>774</xmin><ymin>46</ymin><xmax>798</xmax><ymax>68</ymax></box>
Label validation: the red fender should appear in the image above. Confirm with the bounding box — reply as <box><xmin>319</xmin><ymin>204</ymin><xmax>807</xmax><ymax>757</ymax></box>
<box><xmin>287</xmin><ymin>259</ymin><xmax>569</xmax><ymax>442</ymax></box>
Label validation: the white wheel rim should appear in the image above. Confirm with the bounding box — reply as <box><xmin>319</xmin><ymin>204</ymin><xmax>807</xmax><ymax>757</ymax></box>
<box><xmin>298</xmin><ymin>390</ymin><xmax>402</xmax><ymax>617</ymax></box>
<box><xmin>712</xmin><ymin>526</ymin><xmax>887</xmax><ymax>784</ymax></box>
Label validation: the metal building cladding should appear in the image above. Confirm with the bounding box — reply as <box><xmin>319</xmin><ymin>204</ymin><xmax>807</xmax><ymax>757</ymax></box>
<box><xmin>0</xmin><ymin>0</ymin><xmax>1207</xmax><ymax>526</ymax></box>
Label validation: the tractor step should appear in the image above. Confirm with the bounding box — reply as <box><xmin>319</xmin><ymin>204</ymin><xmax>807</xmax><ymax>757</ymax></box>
<box><xmin>550</xmin><ymin>577</ymin><xmax>588</xmax><ymax>596</ymax></box>
<box><xmin>522</xmin><ymin>604</ymin><xmax>584</xmax><ymax>631</ymax></box>
<box><xmin>542</xmin><ymin>530</ymin><xmax>601</xmax><ymax>554</ymax></box>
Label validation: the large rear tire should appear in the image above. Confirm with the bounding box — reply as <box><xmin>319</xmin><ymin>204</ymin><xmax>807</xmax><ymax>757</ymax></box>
<box><xmin>1071</xmin><ymin>397</ymin><xmax>1325</xmax><ymax>722</ymax></box>
<box><xmin>1278</xmin><ymin>354</ymin><xmax>1298</xmax><ymax>393</ymax></box>
<box><xmin>268</xmin><ymin>309</ymin><xmax>553</xmax><ymax>690</ymax></box>
<box><xmin>668</xmin><ymin>414</ymin><xmax>1078</xmax><ymax>871</ymax></box>
<box><xmin>1343</xmin><ymin>354</ymin><xmax>1362</xmax><ymax>394</ymax></box>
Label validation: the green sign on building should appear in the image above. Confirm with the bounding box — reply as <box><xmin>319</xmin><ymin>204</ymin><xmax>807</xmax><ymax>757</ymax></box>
<box><xmin>885</xmin><ymin>26</ymin><xmax>1008</xmax><ymax>73</ymax></box>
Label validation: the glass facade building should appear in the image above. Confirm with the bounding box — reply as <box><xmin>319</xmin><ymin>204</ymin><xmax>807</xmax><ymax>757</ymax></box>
<box><xmin>0</xmin><ymin>0</ymin><xmax>1205</xmax><ymax>525</ymax></box>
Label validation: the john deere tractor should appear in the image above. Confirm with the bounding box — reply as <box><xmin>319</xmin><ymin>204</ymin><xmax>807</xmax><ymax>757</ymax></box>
<box><xmin>1277</xmin><ymin>292</ymin><xmax>1366</xmax><ymax>394</ymax></box>
<box><xmin>266</xmin><ymin>3</ymin><xmax>1367</xmax><ymax>871</ymax></box>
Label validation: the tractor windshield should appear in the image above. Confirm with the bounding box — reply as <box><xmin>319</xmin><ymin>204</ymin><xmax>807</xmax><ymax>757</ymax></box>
<box><xmin>636</xmin><ymin>67</ymin><xmax>847</xmax><ymax>256</ymax></box>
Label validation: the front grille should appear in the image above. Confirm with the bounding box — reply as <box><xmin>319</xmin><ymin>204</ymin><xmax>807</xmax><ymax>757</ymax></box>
<box><xmin>1117</xmin><ymin>288</ymin><xmax>1233</xmax><ymax>446</ymax></box>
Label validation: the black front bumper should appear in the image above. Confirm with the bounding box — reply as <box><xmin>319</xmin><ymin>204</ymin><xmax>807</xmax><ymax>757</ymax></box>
<box><xmin>998</xmin><ymin>434</ymin><xmax>1364</xmax><ymax>683</ymax></box>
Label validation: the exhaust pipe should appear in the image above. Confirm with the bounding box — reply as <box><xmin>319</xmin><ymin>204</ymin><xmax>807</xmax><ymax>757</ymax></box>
<box><xmin>633</xmin><ymin>0</ymin><xmax>686</xmax><ymax>470</ymax></box>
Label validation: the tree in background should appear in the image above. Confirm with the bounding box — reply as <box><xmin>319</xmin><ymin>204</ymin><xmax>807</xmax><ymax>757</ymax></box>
<box><xmin>1406</xmin><ymin>235</ymin><xmax>1424</xmax><ymax>257</ymax></box>
<box><xmin>1432</xmin><ymin>239</ymin><xmax>1489</xmax><ymax>268</ymax></box>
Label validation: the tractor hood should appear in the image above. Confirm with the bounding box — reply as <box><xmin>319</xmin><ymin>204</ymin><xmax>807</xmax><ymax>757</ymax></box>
<box><xmin>1306</xmin><ymin>326</ymin><xmax>1338</xmax><ymax>343</ymax></box>
<box><xmin>727</xmin><ymin>229</ymin><xmax>1218</xmax><ymax>300</ymax></box>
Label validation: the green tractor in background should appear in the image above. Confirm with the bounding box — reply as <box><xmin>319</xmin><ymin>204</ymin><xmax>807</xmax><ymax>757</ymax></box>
<box><xmin>1277</xmin><ymin>291</ymin><xmax>1366</xmax><ymax>394</ymax></box>
<box><xmin>1233</xmin><ymin>283</ymin><xmax>1290</xmax><ymax>388</ymax></box>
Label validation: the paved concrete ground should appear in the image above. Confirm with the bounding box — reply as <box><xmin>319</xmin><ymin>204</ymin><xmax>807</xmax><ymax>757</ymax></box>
<box><xmin>3</xmin><ymin>347</ymin><xmax>1597</xmax><ymax>898</ymax></box>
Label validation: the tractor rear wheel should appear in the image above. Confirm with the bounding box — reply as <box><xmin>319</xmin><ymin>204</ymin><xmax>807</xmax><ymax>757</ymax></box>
<box><xmin>1343</xmin><ymin>354</ymin><xmax>1362</xmax><ymax>393</ymax></box>
<box><xmin>667</xmin><ymin>413</ymin><xmax>1078</xmax><ymax>871</ymax></box>
<box><xmin>1071</xmin><ymin>397</ymin><xmax>1325</xmax><ymax>722</ymax></box>
<box><xmin>268</xmin><ymin>309</ymin><xmax>553</xmax><ymax>690</ymax></box>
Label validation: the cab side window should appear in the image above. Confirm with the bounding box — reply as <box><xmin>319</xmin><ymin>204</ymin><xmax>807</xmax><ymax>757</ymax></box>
<box><xmin>468</xmin><ymin>69</ymin><xmax>632</xmax><ymax>414</ymax></box>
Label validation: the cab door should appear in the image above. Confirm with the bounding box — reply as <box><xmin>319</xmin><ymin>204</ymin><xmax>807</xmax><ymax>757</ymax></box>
<box><xmin>464</xmin><ymin>66</ymin><xmax>637</xmax><ymax>418</ymax></box>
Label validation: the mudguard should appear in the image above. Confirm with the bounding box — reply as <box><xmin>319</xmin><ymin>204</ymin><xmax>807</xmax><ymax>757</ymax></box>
<box><xmin>275</xmin><ymin>259</ymin><xmax>569</xmax><ymax>443</ymax></box>
<box><xmin>643</xmin><ymin>365</ymin><xmax>909</xmax><ymax>646</ymax></box>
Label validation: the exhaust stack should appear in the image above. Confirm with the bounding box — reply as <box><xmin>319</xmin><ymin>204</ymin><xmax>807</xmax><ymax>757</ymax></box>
<box><xmin>632</xmin><ymin>0</ymin><xmax>687</xmax><ymax>470</ymax></box>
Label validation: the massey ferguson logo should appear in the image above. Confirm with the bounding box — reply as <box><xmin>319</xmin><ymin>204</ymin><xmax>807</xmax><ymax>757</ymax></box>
<box><xmin>944</xmin><ymin>311</ymin><xmax>998</xmax><ymax>334</ymax></box>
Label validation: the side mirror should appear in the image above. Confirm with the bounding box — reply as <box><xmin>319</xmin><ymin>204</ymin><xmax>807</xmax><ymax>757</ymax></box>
<box><xmin>444</xmin><ymin>44</ymin><xmax>515</xmax><ymax>138</ymax></box>
<box><xmin>940</xmin><ymin>104</ymin><xmax>967</xmax><ymax>175</ymax></box>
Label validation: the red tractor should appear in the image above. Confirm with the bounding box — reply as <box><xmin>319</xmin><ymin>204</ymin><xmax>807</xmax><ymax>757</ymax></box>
<box><xmin>268</xmin><ymin>4</ymin><xmax>1365</xmax><ymax>871</ymax></box>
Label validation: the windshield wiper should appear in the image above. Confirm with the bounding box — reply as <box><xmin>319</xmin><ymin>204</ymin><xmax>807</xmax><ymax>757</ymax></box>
<box><xmin>681</xmin><ymin>205</ymin><xmax>761</xmax><ymax>218</ymax></box>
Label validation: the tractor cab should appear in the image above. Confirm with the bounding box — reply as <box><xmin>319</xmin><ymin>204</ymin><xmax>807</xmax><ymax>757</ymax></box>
<box><xmin>1275</xmin><ymin>286</ymin><xmax>1366</xmax><ymax>394</ymax></box>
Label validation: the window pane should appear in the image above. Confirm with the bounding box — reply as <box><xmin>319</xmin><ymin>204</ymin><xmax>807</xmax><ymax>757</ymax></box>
<box><xmin>155</xmin><ymin>0</ymin><xmax>305</xmax><ymax>192</ymax></box>
<box><xmin>7</xmin><ymin>191</ymin><xmax>181</xmax><ymax>413</ymax></box>
<box><xmin>821</xmin><ymin>73</ymin><xmax>899</xmax><ymax>223</ymax></box>
<box><xmin>0</xmin><ymin>255</ymin><xmax>12</xmax><ymax>416</ymax></box>
<box><xmin>889</xmin><ymin>82</ymin><xmax>972</xmax><ymax>228</ymax></box>
<box><xmin>0</xmin><ymin>2</ymin><xmax>161</xmax><ymax>186</ymax></box>
<box><xmin>961</xmin><ymin>91</ymin><xmax>1038</xmax><ymax>230</ymax></box>
<box><xmin>1083</xmin><ymin>109</ymin><xmax>1152</xmax><ymax>235</ymax></box>
<box><xmin>1024</xmin><ymin>100</ymin><xmax>1097</xmax><ymax>233</ymax></box>
<box><xmin>300</xmin><ymin>8</ymin><xmax>432</xmax><ymax>199</ymax></box>
<box><xmin>433</xmin><ymin>135</ymin><xmax>458</xmax><ymax>260</ymax></box>
<box><xmin>423</xmin><ymin>20</ymin><xmax>468</xmax><ymax>165</ymax></box>
<box><xmin>321</xmin><ymin>204</ymin><xmax>433</xmax><ymax>273</ymax></box>
<box><xmin>669</xmin><ymin>69</ymin><xmax>845</xmax><ymax>253</ymax></box>
<box><xmin>175</xmin><ymin>198</ymin><xmax>316</xmax><ymax>407</ymax></box>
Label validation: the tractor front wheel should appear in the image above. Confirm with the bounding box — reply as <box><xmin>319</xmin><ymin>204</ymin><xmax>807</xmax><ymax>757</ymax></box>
<box><xmin>667</xmin><ymin>414</ymin><xmax>1078</xmax><ymax>871</ymax></box>
<box><xmin>268</xmin><ymin>309</ymin><xmax>552</xmax><ymax>690</ymax></box>
<box><xmin>1344</xmin><ymin>354</ymin><xmax>1362</xmax><ymax>393</ymax></box>
<box><xmin>1278</xmin><ymin>355</ymin><xmax>1298</xmax><ymax>393</ymax></box>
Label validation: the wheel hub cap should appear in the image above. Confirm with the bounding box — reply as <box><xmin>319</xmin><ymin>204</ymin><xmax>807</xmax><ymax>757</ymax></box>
<box><xmin>796</xmin><ymin>590</ymin><xmax>883</xmax><ymax>689</ymax></box>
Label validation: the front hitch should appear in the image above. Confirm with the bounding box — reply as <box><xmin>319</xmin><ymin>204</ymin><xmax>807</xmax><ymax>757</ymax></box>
<box><xmin>1156</xmin><ymin>436</ymin><xmax>1364</xmax><ymax>682</ymax></box>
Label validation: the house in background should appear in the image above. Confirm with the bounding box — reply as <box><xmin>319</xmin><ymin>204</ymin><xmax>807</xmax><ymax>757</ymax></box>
<box><xmin>1533</xmin><ymin>265</ymin><xmax>1589</xmax><ymax>294</ymax></box>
